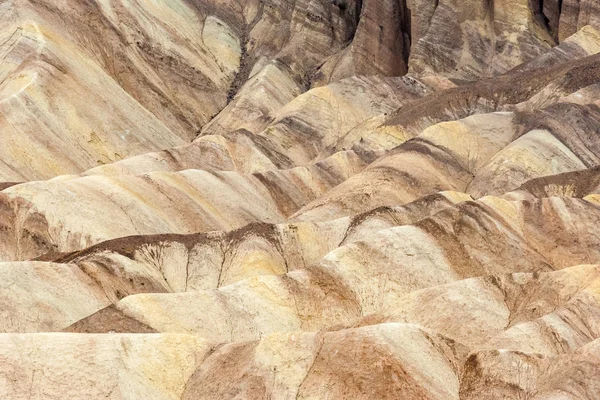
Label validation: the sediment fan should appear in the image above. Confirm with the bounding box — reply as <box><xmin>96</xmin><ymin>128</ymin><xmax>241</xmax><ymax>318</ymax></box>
<box><xmin>1</xmin><ymin>0</ymin><xmax>600</xmax><ymax>398</ymax></box>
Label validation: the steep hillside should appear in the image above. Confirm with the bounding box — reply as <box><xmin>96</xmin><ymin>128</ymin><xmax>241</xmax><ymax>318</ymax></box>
<box><xmin>2</xmin><ymin>1</ymin><xmax>600</xmax><ymax>399</ymax></box>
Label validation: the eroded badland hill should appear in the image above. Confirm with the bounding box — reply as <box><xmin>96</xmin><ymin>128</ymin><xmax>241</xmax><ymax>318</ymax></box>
<box><xmin>2</xmin><ymin>0</ymin><xmax>600</xmax><ymax>398</ymax></box>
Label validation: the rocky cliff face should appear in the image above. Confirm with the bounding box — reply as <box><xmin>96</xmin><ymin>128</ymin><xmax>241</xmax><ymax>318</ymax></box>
<box><xmin>2</xmin><ymin>0</ymin><xmax>600</xmax><ymax>399</ymax></box>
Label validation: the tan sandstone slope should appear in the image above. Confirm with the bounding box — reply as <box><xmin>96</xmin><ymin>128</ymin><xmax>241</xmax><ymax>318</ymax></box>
<box><xmin>1</xmin><ymin>1</ymin><xmax>600</xmax><ymax>399</ymax></box>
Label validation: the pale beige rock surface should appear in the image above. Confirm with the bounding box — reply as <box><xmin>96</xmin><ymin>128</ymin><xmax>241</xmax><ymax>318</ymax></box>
<box><xmin>0</xmin><ymin>333</ymin><xmax>212</xmax><ymax>400</ymax></box>
<box><xmin>1</xmin><ymin>1</ymin><xmax>600</xmax><ymax>399</ymax></box>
